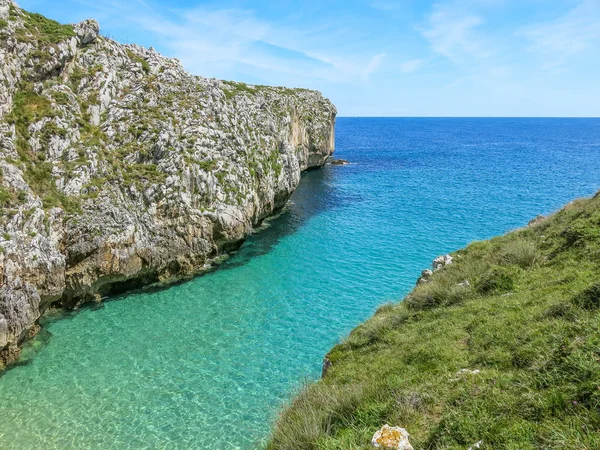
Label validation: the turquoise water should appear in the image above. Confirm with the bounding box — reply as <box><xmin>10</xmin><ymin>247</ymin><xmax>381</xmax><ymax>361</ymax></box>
<box><xmin>2</xmin><ymin>118</ymin><xmax>600</xmax><ymax>449</ymax></box>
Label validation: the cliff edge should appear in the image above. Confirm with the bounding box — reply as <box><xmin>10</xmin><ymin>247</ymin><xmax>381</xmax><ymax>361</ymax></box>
<box><xmin>0</xmin><ymin>1</ymin><xmax>336</xmax><ymax>367</ymax></box>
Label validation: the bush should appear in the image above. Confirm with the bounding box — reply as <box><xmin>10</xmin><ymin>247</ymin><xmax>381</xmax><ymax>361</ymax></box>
<box><xmin>405</xmin><ymin>278</ymin><xmax>471</xmax><ymax>310</ymax></box>
<box><xmin>0</xmin><ymin>186</ymin><xmax>12</xmax><ymax>207</ymax></box>
<box><xmin>475</xmin><ymin>265</ymin><xmax>518</xmax><ymax>294</ymax></box>
<box><xmin>572</xmin><ymin>282</ymin><xmax>600</xmax><ymax>310</ymax></box>
<box><xmin>499</xmin><ymin>239</ymin><xmax>541</xmax><ymax>268</ymax></box>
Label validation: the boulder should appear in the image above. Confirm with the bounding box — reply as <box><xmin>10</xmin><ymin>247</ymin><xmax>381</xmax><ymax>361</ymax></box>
<box><xmin>372</xmin><ymin>424</ymin><xmax>414</xmax><ymax>450</ymax></box>
<box><xmin>417</xmin><ymin>269</ymin><xmax>433</xmax><ymax>285</ymax></box>
<box><xmin>74</xmin><ymin>19</ymin><xmax>100</xmax><ymax>45</ymax></box>
<box><xmin>433</xmin><ymin>254</ymin><xmax>453</xmax><ymax>271</ymax></box>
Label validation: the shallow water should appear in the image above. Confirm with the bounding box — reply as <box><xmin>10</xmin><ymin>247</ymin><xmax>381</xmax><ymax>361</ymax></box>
<box><xmin>1</xmin><ymin>118</ymin><xmax>600</xmax><ymax>449</ymax></box>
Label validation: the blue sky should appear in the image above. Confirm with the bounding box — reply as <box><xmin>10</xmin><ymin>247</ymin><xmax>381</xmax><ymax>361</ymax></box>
<box><xmin>17</xmin><ymin>0</ymin><xmax>600</xmax><ymax>117</ymax></box>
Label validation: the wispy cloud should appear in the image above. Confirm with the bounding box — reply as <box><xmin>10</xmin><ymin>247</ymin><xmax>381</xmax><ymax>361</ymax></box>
<box><xmin>363</xmin><ymin>53</ymin><xmax>386</xmax><ymax>79</ymax></box>
<box><xmin>75</xmin><ymin>0</ymin><xmax>387</xmax><ymax>85</ymax></box>
<box><xmin>518</xmin><ymin>0</ymin><xmax>600</xmax><ymax>67</ymax></box>
<box><xmin>400</xmin><ymin>59</ymin><xmax>425</xmax><ymax>73</ymax></box>
<box><xmin>21</xmin><ymin>0</ymin><xmax>600</xmax><ymax>116</ymax></box>
<box><xmin>420</xmin><ymin>3</ymin><xmax>489</xmax><ymax>62</ymax></box>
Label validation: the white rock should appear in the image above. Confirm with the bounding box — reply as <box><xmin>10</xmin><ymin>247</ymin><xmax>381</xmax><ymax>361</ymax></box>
<box><xmin>417</xmin><ymin>269</ymin><xmax>433</xmax><ymax>285</ymax></box>
<box><xmin>372</xmin><ymin>424</ymin><xmax>414</xmax><ymax>450</ymax></box>
<box><xmin>433</xmin><ymin>254</ymin><xmax>453</xmax><ymax>271</ymax></box>
<box><xmin>74</xmin><ymin>19</ymin><xmax>100</xmax><ymax>45</ymax></box>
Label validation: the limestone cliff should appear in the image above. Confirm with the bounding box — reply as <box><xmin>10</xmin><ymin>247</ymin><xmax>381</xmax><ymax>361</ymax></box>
<box><xmin>0</xmin><ymin>1</ymin><xmax>336</xmax><ymax>367</ymax></box>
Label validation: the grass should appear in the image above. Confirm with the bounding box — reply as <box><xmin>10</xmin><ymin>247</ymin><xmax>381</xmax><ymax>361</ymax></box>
<box><xmin>10</xmin><ymin>4</ymin><xmax>75</xmax><ymax>45</ymax></box>
<box><xmin>268</xmin><ymin>192</ymin><xmax>600</xmax><ymax>450</ymax></box>
<box><xmin>6</xmin><ymin>86</ymin><xmax>81</xmax><ymax>213</ymax></box>
<box><xmin>222</xmin><ymin>80</ymin><xmax>261</xmax><ymax>100</ymax></box>
<box><xmin>7</xmin><ymin>88</ymin><xmax>53</xmax><ymax>140</ymax></box>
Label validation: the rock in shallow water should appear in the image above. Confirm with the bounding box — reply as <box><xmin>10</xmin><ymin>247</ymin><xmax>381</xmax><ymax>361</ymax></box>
<box><xmin>330</xmin><ymin>158</ymin><xmax>350</xmax><ymax>165</ymax></box>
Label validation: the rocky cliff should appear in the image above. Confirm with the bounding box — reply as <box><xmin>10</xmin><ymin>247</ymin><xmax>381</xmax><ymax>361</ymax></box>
<box><xmin>0</xmin><ymin>0</ymin><xmax>336</xmax><ymax>367</ymax></box>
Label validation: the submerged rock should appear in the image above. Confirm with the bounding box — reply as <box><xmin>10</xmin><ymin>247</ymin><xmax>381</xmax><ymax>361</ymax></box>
<box><xmin>372</xmin><ymin>424</ymin><xmax>414</xmax><ymax>450</ymax></box>
<box><xmin>330</xmin><ymin>158</ymin><xmax>350</xmax><ymax>165</ymax></box>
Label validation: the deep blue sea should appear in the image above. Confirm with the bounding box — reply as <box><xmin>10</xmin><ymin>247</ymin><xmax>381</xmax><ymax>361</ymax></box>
<box><xmin>1</xmin><ymin>118</ymin><xmax>600</xmax><ymax>449</ymax></box>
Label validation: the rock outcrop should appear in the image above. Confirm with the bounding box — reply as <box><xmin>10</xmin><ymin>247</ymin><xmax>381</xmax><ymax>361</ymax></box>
<box><xmin>0</xmin><ymin>1</ymin><xmax>336</xmax><ymax>367</ymax></box>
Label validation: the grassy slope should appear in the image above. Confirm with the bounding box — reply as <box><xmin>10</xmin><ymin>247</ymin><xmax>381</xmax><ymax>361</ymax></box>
<box><xmin>268</xmin><ymin>193</ymin><xmax>600</xmax><ymax>449</ymax></box>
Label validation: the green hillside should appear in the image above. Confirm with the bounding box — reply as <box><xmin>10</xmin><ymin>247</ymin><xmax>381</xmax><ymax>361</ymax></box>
<box><xmin>268</xmin><ymin>192</ymin><xmax>600</xmax><ymax>449</ymax></box>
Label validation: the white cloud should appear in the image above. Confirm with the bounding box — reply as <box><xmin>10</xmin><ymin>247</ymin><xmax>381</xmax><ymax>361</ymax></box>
<box><xmin>420</xmin><ymin>3</ymin><xmax>489</xmax><ymax>62</ymax></box>
<box><xmin>519</xmin><ymin>0</ymin><xmax>600</xmax><ymax>67</ymax></box>
<box><xmin>363</xmin><ymin>53</ymin><xmax>386</xmax><ymax>79</ymax></box>
<box><xmin>400</xmin><ymin>59</ymin><xmax>425</xmax><ymax>73</ymax></box>
<box><xmin>75</xmin><ymin>0</ymin><xmax>387</xmax><ymax>86</ymax></box>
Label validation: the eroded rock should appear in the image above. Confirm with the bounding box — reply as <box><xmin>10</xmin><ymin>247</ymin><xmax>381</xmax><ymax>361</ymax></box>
<box><xmin>74</xmin><ymin>19</ymin><xmax>100</xmax><ymax>45</ymax></box>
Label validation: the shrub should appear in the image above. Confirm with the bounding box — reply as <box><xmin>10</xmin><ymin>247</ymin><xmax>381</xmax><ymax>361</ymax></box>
<box><xmin>572</xmin><ymin>282</ymin><xmax>600</xmax><ymax>310</ymax></box>
<box><xmin>7</xmin><ymin>88</ymin><xmax>53</xmax><ymax>139</ymax></box>
<box><xmin>0</xmin><ymin>186</ymin><xmax>11</xmax><ymax>207</ymax></box>
<box><xmin>475</xmin><ymin>265</ymin><xmax>518</xmax><ymax>294</ymax></box>
<box><xmin>405</xmin><ymin>277</ymin><xmax>471</xmax><ymax>310</ymax></box>
<box><xmin>499</xmin><ymin>239</ymin><xmax>541</xmax><ymax>268</ymax></box>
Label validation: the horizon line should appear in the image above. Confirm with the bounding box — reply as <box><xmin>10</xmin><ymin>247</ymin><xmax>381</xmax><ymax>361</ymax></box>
<box><xmin>337</xmin><ymin>116</ymin><xmax>600</xmax><ymax>119</ymax></box>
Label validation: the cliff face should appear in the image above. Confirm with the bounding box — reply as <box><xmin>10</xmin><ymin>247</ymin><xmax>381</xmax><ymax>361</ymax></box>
<box><xmin>0</xmin><ymin>1</ymin><xmax>336</xmax><ymax>366</ymax></box>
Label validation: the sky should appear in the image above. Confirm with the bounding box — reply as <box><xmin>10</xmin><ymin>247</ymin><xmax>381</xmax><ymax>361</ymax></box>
<box><xmin>16</xmin><ymin>0</ymin><xmax>600</xmax><ymax>117</ymax></box>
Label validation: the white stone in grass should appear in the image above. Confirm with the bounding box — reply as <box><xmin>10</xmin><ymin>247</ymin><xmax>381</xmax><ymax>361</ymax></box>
<box><xmin>372</xmin><ymin>424</ymin><xmax>414</xmax><ymax>450</ymax></box>
<box><xmin>433</xmin><ymin>254</ymin><xmax>453</xmax><ymax>271</ymax></box>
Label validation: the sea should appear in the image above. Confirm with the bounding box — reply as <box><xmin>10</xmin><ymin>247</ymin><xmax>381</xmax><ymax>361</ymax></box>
<box><xmin>1</xmin><ymin>118</ymin><xmax>600</xmax><ymax>449</ymax></box>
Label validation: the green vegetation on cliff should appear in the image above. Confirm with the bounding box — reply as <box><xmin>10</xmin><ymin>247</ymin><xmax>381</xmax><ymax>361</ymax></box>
<box><xmin>269</xmin><ymin>193</ymin><xmax>600</xmax><ymax>449</ymax></box>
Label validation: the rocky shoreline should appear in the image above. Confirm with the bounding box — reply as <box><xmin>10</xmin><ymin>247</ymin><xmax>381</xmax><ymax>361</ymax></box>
<box><xmin>0</xmin><ymin>0</ymin><xmax>336</xmax><ymax>368</ymax></box>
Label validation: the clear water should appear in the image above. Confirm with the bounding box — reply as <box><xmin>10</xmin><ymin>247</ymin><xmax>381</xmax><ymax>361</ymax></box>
<box><xmin>1</xmin><ymin>118</ymin><xmax>600</xmax><ymax>449</ymax></box>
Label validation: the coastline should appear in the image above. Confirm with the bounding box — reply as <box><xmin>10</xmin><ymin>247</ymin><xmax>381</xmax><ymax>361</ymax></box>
<box><xmin>269</xmin><ymin>191</ymin><xmax>600</xmax><ymax>449</ymax></box>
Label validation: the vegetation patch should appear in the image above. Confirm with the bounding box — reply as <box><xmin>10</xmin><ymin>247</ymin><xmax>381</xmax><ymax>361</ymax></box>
<box><xmin>269</xmin><ymin>192</ymin><xmax>600</xmax><ymax>449</ymax></box>
<box><xmin>126</xmin><ymin>49</ymin><xmax>150</xmax><ymax>74</ymax></box>
<box><xmin>222</xmin><ymin>80</ymin><xmax>262</xmax><ymax>100</ymax></box>
<box><xmin>6</xmin><ymin>86</ymin><xmax>80</xmax><ymax>213</ymax></box>
<box><xmin>11</xmin><ymin>5</ymin><xmax>75</xmax><ymax>44</ymax></box>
